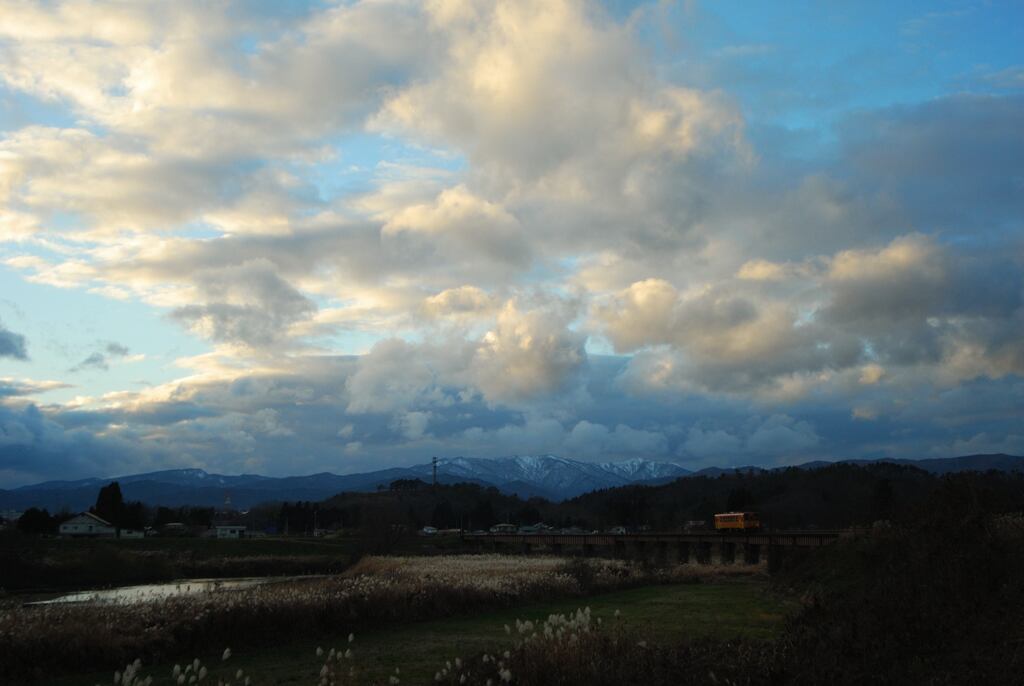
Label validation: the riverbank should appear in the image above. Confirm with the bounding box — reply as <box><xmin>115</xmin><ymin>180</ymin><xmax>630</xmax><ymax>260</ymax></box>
<box><xmin>2</xmin><ymin>555</ymin><xmax>674</xmax><ymax>682</ymax></box>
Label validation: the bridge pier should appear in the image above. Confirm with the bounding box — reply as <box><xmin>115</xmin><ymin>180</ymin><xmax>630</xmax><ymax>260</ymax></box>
<box><xmin>459</xmin><ymin>530</ymin><xmax>842</xmax><ymax>569</ymax></box>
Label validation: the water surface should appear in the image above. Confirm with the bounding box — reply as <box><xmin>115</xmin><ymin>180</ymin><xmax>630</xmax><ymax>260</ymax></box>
<box><xmin>27</xmin><ymin>575</ymin><xmax>321</xmax><ymax>605</ymax></box>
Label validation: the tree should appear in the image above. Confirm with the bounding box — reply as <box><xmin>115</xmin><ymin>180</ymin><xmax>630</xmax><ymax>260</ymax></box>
<box><xmin>17</xmin><ymin>507</ymin><xmax>56</xmax><ymax>535</ymax></box>
<box><xmin>121</xmin><ymin>501</ymin><xmax>146</xmax><ymax>530</ymax></box>
<box><xmin>514</xmin><ymin>504</ymin><xmax>542</xmax><ymax>525</ymax></box>
<box><xmin>726</xmin><ymin>487</ymin><xmax>755</xmax><ymax>512</ymax></box>
<box><xmin>93</xmin><ymin>481</ymin><xmax>125</xmax><ymax>527</ymax></box>
<box><xmin>430</xmin><ymin>500</ymin><xmax>455</xmax><ymax>529</ymax></box>
<box><xmin>470</xmin><ymin>498</ymin><xmax>497</xmax><ymax>530</ymax></box>
<box><xmin>390</xmin><ymin>478</ymin><xmax>427</xmax><ymax>492</ymax></box>
<box><xmin>870</xmin><ymin>478</ymin><xmax>894</xmax><ymax>522</ymax></box>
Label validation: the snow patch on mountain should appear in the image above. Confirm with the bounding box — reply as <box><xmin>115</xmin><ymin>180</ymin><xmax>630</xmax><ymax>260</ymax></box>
<box><xmin>429</xmin><ymin>455</ymin><xmax>691</xmax><ymax>499</ymax></box>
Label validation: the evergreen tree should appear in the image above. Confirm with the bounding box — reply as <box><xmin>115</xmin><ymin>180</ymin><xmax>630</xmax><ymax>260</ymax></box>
<box><xmin>17</xmin><ymin>507</ymin><xmax>55</xmax><ymax>535</ymax></box>
<box><xmin>430</xmin><ymin>500</ymin><xmax>455</xmax><ymax>528</ymax></box>
<box><xmin>93</xmin><ymin>481</ymin><xmax>125</xmax><ymax>527</ymax></box>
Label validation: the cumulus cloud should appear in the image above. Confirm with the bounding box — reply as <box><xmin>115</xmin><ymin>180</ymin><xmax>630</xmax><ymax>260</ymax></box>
<box><xmin>683</xmin><ymin>415</ymin><xmax>820</xmax><ymax>462</ymax></box>
<box><xmin>599</xmin><ymin>232</ymin><xmax>1022</xmax><ymax>397</ymax></box>
<box><xmin>345</xmin><ymin>338</ymin><xmax>457</xmax><ymax>415</ymax></box>
<box><xmin>374</xmin><ymin>1</ymin><xmax>746</xmax><ymax>183</ymax></box>
<box><xmin>344</xmin><ymin>297</ymin><xmax>586</xmax><ymax>411</ymax></box>
<box><xmin>564</xmin><ymin>420</ymin><xmax>667</xmax><ymax>456</ymax></box>
<box><xmin>384</xmin><ymin>185</ymin><xmax>531</xmax><ymax>276</ymax></box>
<box><xmin>471</xmin><ymin>300</ymin><xmax>586</xmax><ymax>404</ymax></box>
<box><xmin>422</xmin><ymin>286</ymin><xmax>498</xmax><ymax>320</ymax></box>
<box><xmin>0</xmin><ymin>2</ymin><xmax>1021</xmax><ymax>484</ymax></box>
<box><xmin>170</xmin><ymin>260</ymin><xmax>316</xmax><ymax>350</ymax></box>
<box><xmin>597</xmin><ymin>278</ymin><xmax>859</xmax><ymax>393</ymax></box>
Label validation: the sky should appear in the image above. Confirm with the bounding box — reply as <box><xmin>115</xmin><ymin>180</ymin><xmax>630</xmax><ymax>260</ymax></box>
<box><xmin>0</xmin><ymin>0</ymin><xmax>1022</xmax><ymax>486</ymax></box>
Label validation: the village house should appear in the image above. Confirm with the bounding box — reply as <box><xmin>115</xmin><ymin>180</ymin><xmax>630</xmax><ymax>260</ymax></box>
<box><xmin>59</xmin><ymin>512</ymin><xmax>116</xmax><ymax>538</ymax></box>
<box><xmin>214</xmin><ymin>524</ymin><xmax>248</xmax><ymax>539</ymax></box>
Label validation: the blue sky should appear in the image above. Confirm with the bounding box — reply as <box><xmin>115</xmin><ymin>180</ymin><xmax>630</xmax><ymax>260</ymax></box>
<box><xmin>0</xmin><ymin>0</ymin><xmax>1021</xmax><ymax>486</ymax></box>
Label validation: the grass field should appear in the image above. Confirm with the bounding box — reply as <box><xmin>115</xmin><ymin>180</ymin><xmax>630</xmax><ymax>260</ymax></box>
<box><xmin>57</xmin><ymin>578</ymin><xmax>789</xmax><ymax>685</ymax></box>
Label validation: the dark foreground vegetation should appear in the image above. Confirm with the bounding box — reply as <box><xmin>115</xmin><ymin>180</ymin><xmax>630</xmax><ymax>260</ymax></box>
<box><xmin>1</xmin><ymin>556</ymin><xmax>658</xmax><ymax>683</ymax></box>
<box><xmin>449</xmin><ymin>475</ymin><xmax>1024</xmax><ymax>686</ymax></box>
<box><xmin>309</xmin><ymin>461</ymin><xmax>1024</xmax><ymax>533</ymax></box>
<box><xmin>0</xmin><ymin>534</ymin><xmax>360</xmax><ymax>592</ymax></box>
<box><xmin>4</xmin><ymin>467</ymin><xmax>1023</xmax><ymax>684</ymax></box>
<box><xmin>30</xmin><ymin>492</ymin><xmax>1024</xmax><ymax>686</ymax></box>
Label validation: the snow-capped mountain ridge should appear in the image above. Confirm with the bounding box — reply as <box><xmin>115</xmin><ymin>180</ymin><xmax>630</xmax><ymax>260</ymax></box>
<box><xmin>425</xmin><ymin>455</ymin><xmax>691</xmax><ymax>499</ymax></box>
<box><xmin>600</xmin><ymin>457</ymin><xmax>691</xmax><ymax>481</ymax></box>
<box><xmin>5</xmin><ymin>454</ymin><xmax>1023</xmax><ymax>512</ymax></box>
<box><xmin>5</xmin><ymin>456</ymin><xmax>692</xmax><ymax>507</ymax></box>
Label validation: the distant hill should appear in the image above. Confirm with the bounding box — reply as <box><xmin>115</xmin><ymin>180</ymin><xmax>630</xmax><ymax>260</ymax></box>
<box><xmin>808</xmin><ymin>454</ymin><xmax>1024</xmax><ymax>475</ymax></box>
<box><xmin>1</xmin><ymin>453</ymin><xmax>1019</xmax><ymax>513</ymax></box>
<box><xmin>0</xmin><ymin>455</ymin><xmax>691</xmax><ymax>511</ymax></box>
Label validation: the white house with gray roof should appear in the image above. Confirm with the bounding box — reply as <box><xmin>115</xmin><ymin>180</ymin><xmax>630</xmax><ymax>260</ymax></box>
<box><xmin>59</xmin><ymin>512</ymin><xmax>116</xmax><ymax>538</ymax></box>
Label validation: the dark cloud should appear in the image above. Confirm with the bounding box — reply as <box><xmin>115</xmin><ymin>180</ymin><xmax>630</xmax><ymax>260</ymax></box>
<box><xmin>2</xmin><ymin>348</ymin><xmax>1023</xmax><ymax>488</ymax></box>
<box><xmin>0</xmin><ymin>403</ymin><xmax>145</xmax><ymax>487</ymax></box>
<box><xmin>837</xmin><ymin>94</ymin><xmax>1024</xmax><ymax>235</ymax></box>
<box><xmin>69</xmin><ymin>342</ymin><xmax>131</xmax><ymax>373</ymax></box>
<box><xmin>170</xmin><ymin>260</ymin><xmax>316</xmax><ymax>349</ymax></box>
<box><xmin>70</xmin><ymin>352</ymin><xmax>109</xmax><ymax>372</ymax></box>
<box><xmin>0</xmin><ymin>379</ymin><xmax>69</xmax><ymax>398</ymax></box>
<box><xmin>0</xmin><ymin>321</ymin><xmax>28</xmax><ymax>360</ymax></box>
<box><xmin>106</xmin><ymin>342</ymin><xmax>130</xmax><ymax>357</ymax></box>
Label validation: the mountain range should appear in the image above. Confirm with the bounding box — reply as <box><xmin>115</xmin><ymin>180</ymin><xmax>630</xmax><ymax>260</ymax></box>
<box><xmin>1</xmin><ymin>453</ymin><xmax>1021</xmax><ymax>513</ymax></box>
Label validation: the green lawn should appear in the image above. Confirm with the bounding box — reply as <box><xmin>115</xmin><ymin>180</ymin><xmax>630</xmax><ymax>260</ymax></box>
<box><xmin>58</xmin><ymin>579</ymin><xmax>791</xmax><ymax>685</ymax></box>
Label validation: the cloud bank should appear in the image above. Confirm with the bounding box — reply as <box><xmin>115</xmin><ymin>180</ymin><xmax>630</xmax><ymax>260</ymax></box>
<box><xmin>0</xmin><ymin>0</ymin><xmax>1021</xmax><ymax>486</ymax></box>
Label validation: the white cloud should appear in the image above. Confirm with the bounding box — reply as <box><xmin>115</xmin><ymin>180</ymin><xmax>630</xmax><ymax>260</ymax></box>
<box><xmin>0</xmin><ymin>2</ymin><xmax>1020</xmax><ymax>482</ymax></box>
<box><xmin>565</xmin><ymin>420</ymin><xmax>667</xmax><ymax>456</ymax></box>
<box><xmin>682</xmin><ymin>415</ymin><xmax>819</xmax><ymax>461</ymax></box>
<box><xmin>470</xmin><ymin>300</ymin><xmax>585</xmax><ymax>404</ymax></box>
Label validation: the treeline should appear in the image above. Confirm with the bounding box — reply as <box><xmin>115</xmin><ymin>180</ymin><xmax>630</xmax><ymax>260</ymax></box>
<box><xmin>307</xmin><ymin>464</ymin><xmax>1024</xmax><ymax>534</ymax></box>
<box><xmin>281</xmin><ymin>479</ymin><xmax>581</xmax><ymax>535</ymax></box>
<box><xmin>8</xmin><ymin>481</ymin><xmax>222</xmax><ymax>535</ymax></box>
<box><xmin>12</xmin><ymin>464</ymin><xmax>1024</xmax><ymax>539</ymax></box>
<box><xmin>561</xmin><ymin>462</ymin><xmax>978</xmax><ymax>529</ymax></box>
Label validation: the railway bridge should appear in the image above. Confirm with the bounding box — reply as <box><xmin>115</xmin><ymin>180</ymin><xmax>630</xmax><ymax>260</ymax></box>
<box><xmin>461</xmin><ymin>530</ymin><xmax>850</xmax><ymax>571</ymax></box>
